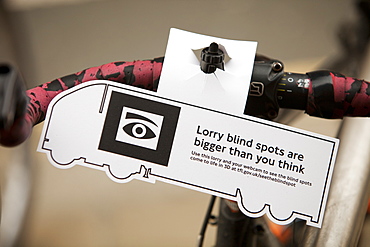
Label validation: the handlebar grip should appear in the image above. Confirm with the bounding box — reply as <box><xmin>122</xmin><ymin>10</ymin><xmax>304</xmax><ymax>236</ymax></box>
<box><xmin>0</xmin><ymin>58</ymin><xmax>163</xmax><ymax>147</ymax></box>
<box><xmin>306</xmin><ymin>71</ymin><xmax>370</xmax><ymax>119</ymax></box>
<box><xmin>26</xmin><ymin>58</ymin><xmax>163</xmax><ymax>126</ymax></box>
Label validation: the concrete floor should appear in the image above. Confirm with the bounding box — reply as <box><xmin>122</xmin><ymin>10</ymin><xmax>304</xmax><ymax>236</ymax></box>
<box><xmin>0</xmin><ymin>0</ymin><xmax>369</xmax><ymax>246</ymax></box>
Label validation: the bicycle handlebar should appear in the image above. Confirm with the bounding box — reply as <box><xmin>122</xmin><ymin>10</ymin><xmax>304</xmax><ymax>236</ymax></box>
<box><xmin>0</xmin><ymin>56</ymin><xmax>369</xmax><ymax>146</ymax></box>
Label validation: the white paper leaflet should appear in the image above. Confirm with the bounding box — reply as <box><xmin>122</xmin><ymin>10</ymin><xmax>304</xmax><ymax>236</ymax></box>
<box><xmin>38</xmin><ymin>81</ymin><xmax>338</xmax><ymax>227</ymax></box>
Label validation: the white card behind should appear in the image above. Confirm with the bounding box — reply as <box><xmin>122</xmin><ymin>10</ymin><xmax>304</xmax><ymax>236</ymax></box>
<box><xmin>158</xmin><ymin>28</ymin><xmax>257</xmax><ymax>116</ymax></box>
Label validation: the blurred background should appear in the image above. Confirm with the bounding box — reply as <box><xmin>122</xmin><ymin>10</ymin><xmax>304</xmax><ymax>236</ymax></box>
<box><xmin>0</xmin><ymin>0</ymin><xmax>369</xmax><ymax>246</ymax></box>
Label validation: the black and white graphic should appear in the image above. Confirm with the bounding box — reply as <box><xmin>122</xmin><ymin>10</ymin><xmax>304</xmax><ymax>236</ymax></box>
<box><xmin>99</xmin><ymin>91</ymin><xmax>180</xmax><ymax>166</ymax></box>
<box><xmin>116</xmin><ymin>107</ymin><xmax>163</xmax><ymax>150</ymax></box>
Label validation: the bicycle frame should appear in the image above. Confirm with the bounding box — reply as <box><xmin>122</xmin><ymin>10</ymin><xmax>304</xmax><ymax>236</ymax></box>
<box><xmin>302</xmin><ymin>118</ymin><xmax>370</xmax><ymax>246</ymax></box>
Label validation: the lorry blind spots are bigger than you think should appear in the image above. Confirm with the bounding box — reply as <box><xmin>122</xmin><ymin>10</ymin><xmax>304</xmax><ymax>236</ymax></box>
<box><xmin>193</xmin><ymin>125</ymin><xmax>306</xmax><ymax>174</ymax></box>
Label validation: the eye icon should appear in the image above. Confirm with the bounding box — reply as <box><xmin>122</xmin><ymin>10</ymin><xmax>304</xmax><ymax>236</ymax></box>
<box><xmin>123</xmin><ymin>122</ymin><xmax>156</xmax><ymax>139</ymax></box>
<box><xmin>116</xmin><ymin>107</ymin><xmax>163</xmax><ymax>150</ymax></box>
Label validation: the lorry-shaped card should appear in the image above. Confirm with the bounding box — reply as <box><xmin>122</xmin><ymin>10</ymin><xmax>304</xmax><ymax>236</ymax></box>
<box><xmin>38</xmin><ymin>79</ymin><xmax>338</xmax><ymax>228</ymax></box>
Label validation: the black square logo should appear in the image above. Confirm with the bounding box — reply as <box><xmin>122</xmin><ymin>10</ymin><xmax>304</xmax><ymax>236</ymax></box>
<box><xmin>99</xmin><ymin>91</ymin><xmax>180</xmax><ymax>166</ymax></box>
